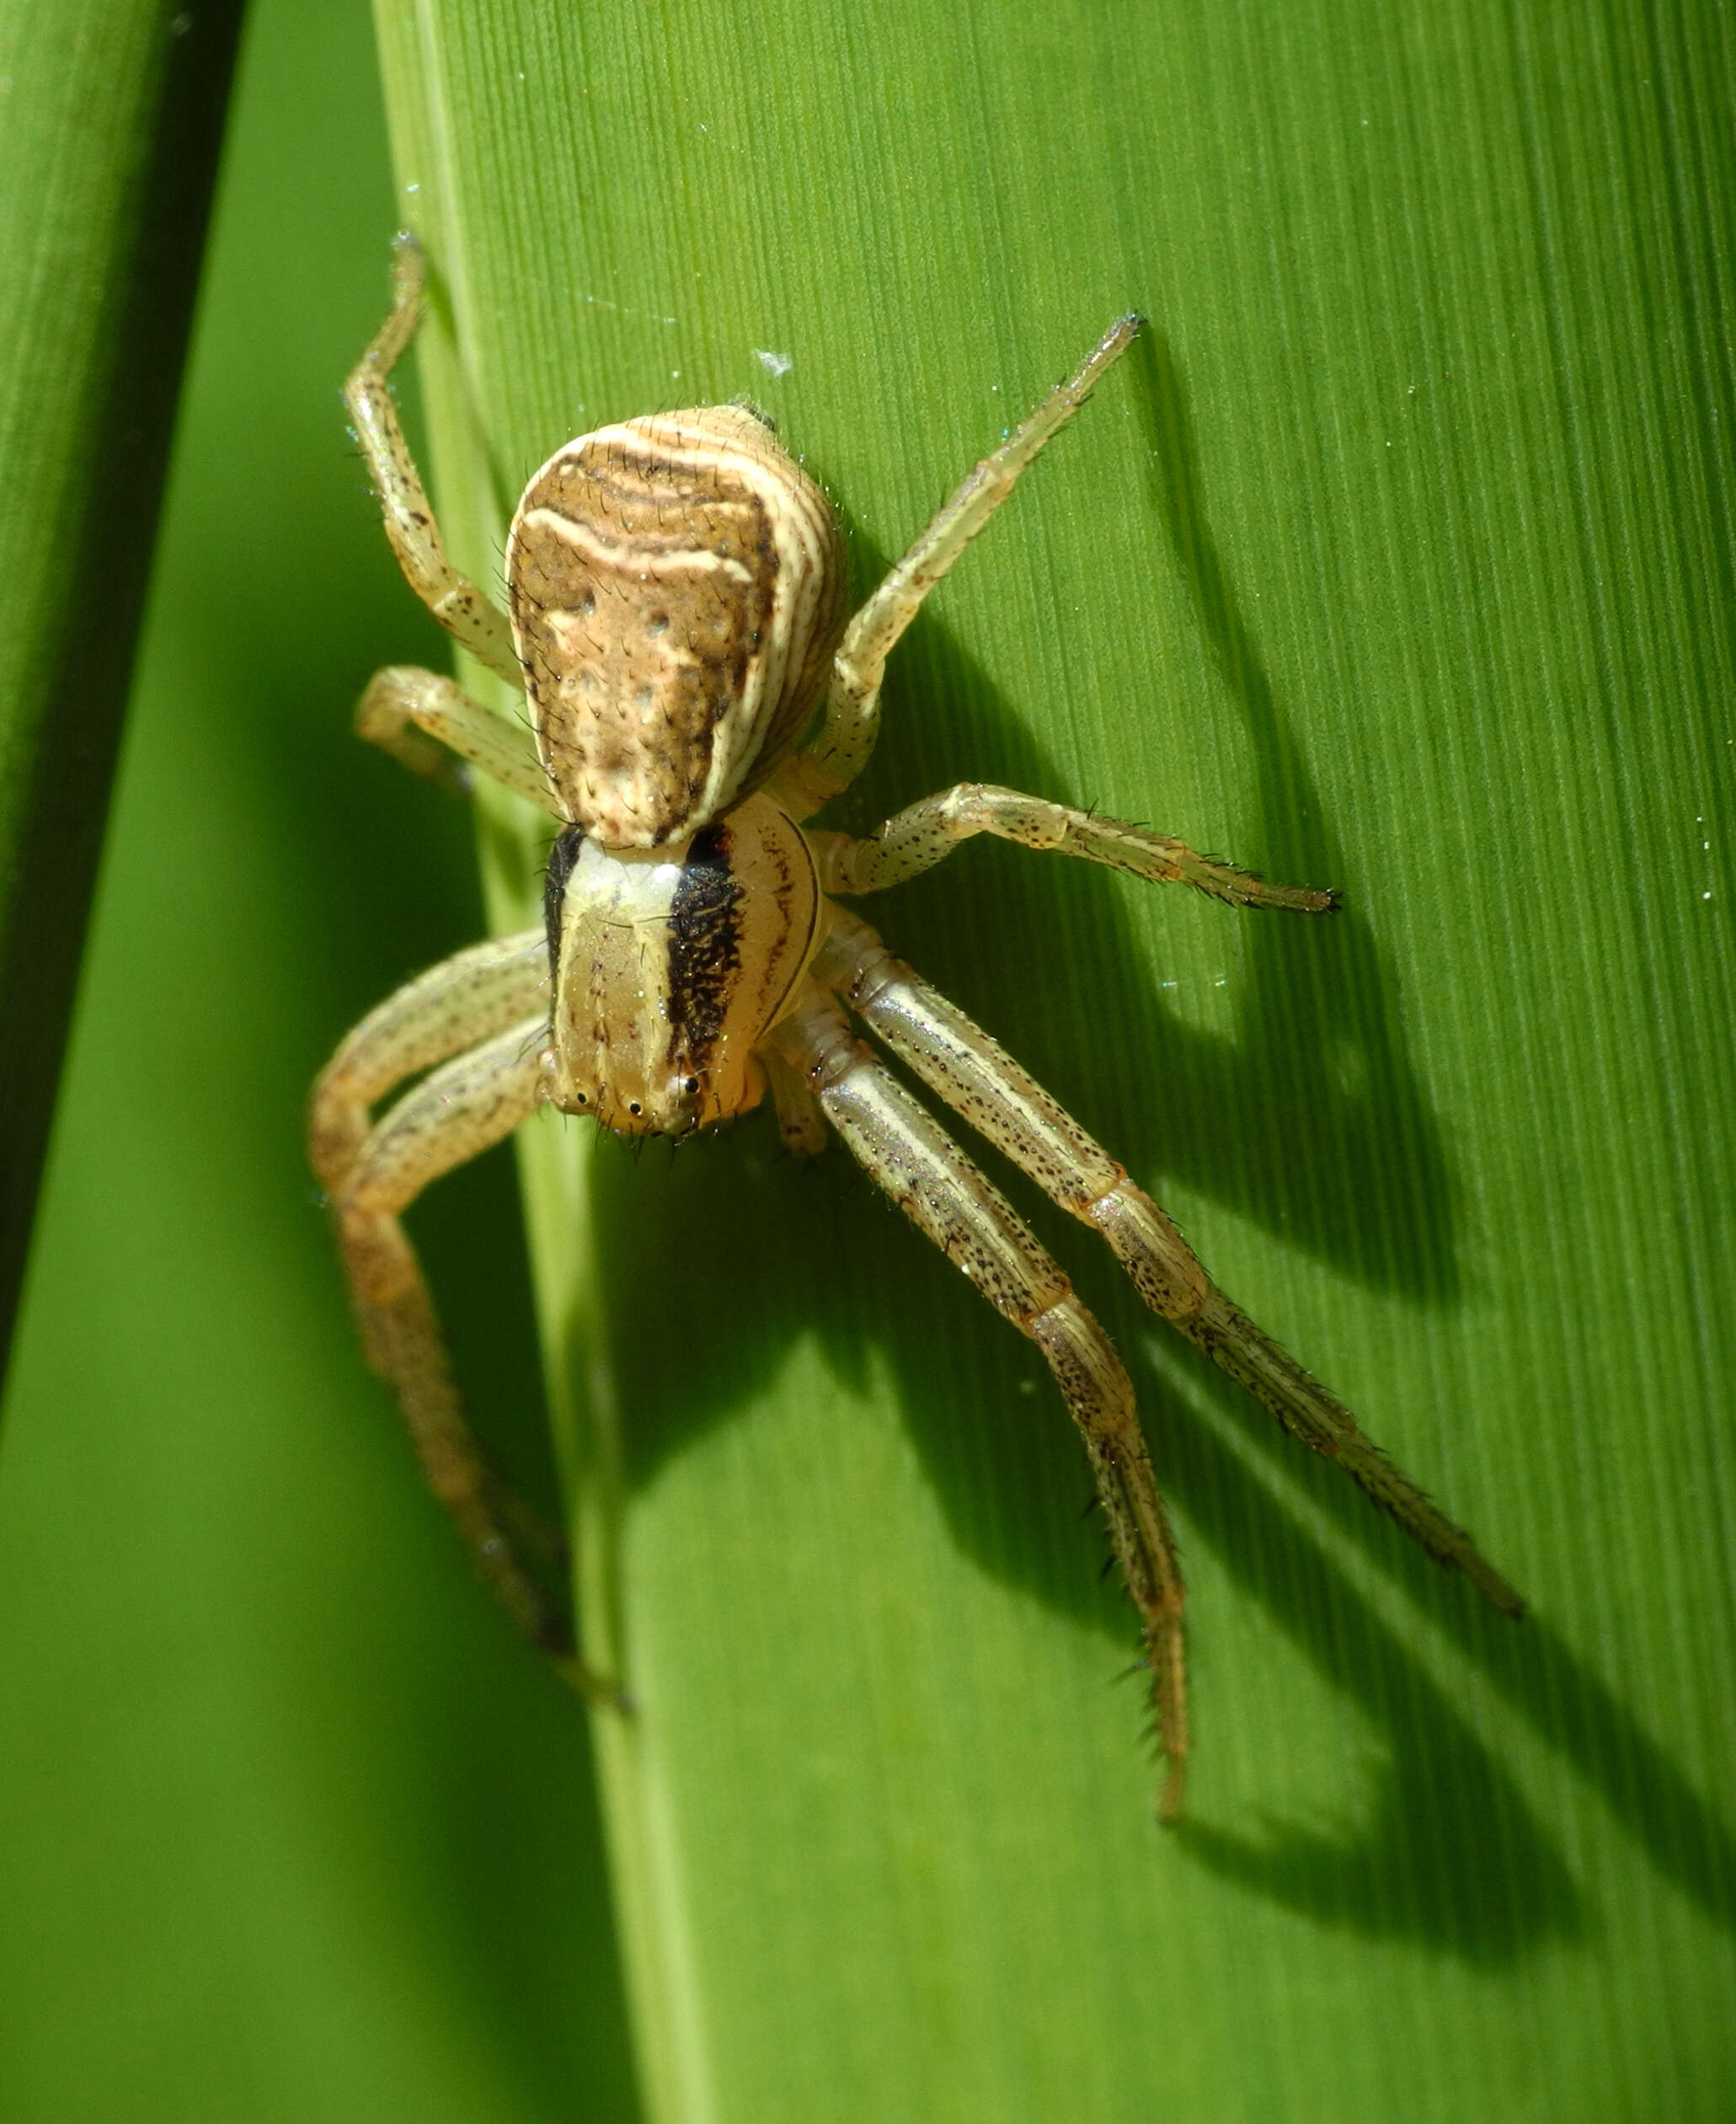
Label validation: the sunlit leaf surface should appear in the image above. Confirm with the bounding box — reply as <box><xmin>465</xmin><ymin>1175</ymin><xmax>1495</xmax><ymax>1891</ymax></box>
<box><xmin>1</xmin><ymin>0</ymin><xmax>1730</xmax><ymax>2118</ymax></box>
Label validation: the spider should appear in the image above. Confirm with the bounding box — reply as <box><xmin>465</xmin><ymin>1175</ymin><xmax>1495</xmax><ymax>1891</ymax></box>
<box><xmin>312</xmin><ymin>234</ymin><xmax>1522</xmax><ymax>1820</ymax></box>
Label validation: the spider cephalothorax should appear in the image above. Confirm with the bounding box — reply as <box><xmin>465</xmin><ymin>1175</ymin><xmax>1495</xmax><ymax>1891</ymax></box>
<box><xmin>312</xmin><ymin>235</ymin><xmax>1521</xmax><ymax>1820</ymax></box>
<box><xmin>539</xmin><ymin>792</ymin><xmax>821</xmax><ymax>1134</ymax></box>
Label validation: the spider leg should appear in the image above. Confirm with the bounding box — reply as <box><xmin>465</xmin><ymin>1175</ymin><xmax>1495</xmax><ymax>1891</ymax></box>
<box><xmin>326</xmin><ymin>1018</ymin><xmax>576</xmax><ymax>1656</ymax></box>
<box><xmin>775</xmin><ymin>318</ymin><xmax>1141</xmax><ymax>816</ymax></box>
<box><xmin>815</xmin><ymin>906</ymin><xmax>1525</xmax><ymax>1618</ymax></box>
<box><xmin>346</xmin><ymin>233</ymin><xmax>520</xmax><ymax>683</ymax></box>
<box><xmin>356</xmin><ymin>666</ymin><xmax>558</xmax><ymax>814</ymax></box>
<box><xmin>818</xmin><ymin>781</ymin><xmax>1336</xmax><ymax>912</ymax></box>
<box><xmin>764</xmin><ymin>1048</ymin><xmax>829</xmax><ymax>1155</ymax></box>
<box><xmin>771</xmin><ymin>985</ymin><xmax>1190</xmax><ymax>1819</ymax></box>
<box><xmin>312</xmin><ymin>953</ymin><xmax>617</xmax><ymax>1693</ymax></box>
<box><xmin>310</xmin><ymin>928</ymin><xmax>547</xmax><ymax>1193</ymax></box>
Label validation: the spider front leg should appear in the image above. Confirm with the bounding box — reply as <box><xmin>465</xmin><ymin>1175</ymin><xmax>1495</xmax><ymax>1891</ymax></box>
<box><xmin>311</xmin><ymin>928</ymin><xmax>547</xmax><ymax>1190</ymax></box>
<box><xmin>346</xmin><ymin>234</ymin><xmax>520</xmax><ymax>683</ymax></box>
<box><xmin>775</xmin><ymin>317</ymin><xmax>1142</xmax><ymax>816</ymax></box>
<box><xmin>819</xmin><ymin>782</ymin><xmax>1337</xmax><ymax>913</ymax></box>
<box><xmin>815</xmin><ymin>906</ymin><xmax>1525</xmax><ymax>1618</ymax></box>
<box><xmin>311</xmin><ymin>939</ymin><xmax>617</xmax><ymax>1696</ymax></box>
<box><xmin>770</xmin><ymin>987</ymin><xmax>1191</xmax><ymax>1819</ymax></box>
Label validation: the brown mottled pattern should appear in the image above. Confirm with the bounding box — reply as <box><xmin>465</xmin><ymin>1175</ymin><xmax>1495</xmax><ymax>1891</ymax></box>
<box><xmin>507</xmin><ymin>406</ymin><xmax>845</xmax><ymax>848</ymax></box>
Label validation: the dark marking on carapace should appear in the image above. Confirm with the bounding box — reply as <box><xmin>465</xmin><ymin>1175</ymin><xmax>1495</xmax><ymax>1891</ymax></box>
<box><xmin>665</xmin><ymin>821</ymin><xmax>743</xmax><ymax>1082</ymax></box>
<box><xmin>543</xmin><ymin>824</ymin><xmax>587</xmax><ymax>974</ymax></box>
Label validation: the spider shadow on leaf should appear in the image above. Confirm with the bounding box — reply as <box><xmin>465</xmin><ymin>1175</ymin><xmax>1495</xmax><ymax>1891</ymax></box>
<box><xmin>1147</xmin><ymin>1333</ymin><xmax>1584</xmax><ymax>1965</ymax></box>
<box><xmin>585</xmin><ymin>576</ymin><xmax>1581</xmax><ymax>1955</ymax></box>
<box><xmin>1117</xmin><ymin>325</ymin><xmax>1736</xmax><ymax>1944</ymax></box>
<box><xmin>584</xmin><ymin>381</ymin><xmax>1731</xmax><ymax>1947</ymax></box>
<box><xmin>1146</xmin><ymin>1307</ymin><xmax>1736</xmax><ymax>1954</ymax></box>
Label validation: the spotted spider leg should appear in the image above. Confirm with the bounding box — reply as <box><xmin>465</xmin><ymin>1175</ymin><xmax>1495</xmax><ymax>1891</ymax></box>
<box><xmin>763</xmin><ymin>1048</ymin><xmax>830</xmax><ymax>1155</ymax></box>
<box><xmin>355</xmin><ymin>666</ymin><xmax>554</xmax><ymax>810</ymax></box>
<box><xmin>345</xmin><ymin>234</ymin><xmax>520</xmax><ymax>682</ymax></box>
<box><xmin>774</xmin><ymin>315</ymin><xmax>1143</xmax><ymax>819</ymax></box>
<box><xmin>767</xmin><ymin>982</ymin><xmax>1191</xmax><ymax>1817</ymax></box>
<box><xmin>820</xmin><ymin>781</ymin><xmax>1337</xmax><ymax>913</ymax></box>
<box><xmin>812</xmin><ymin>902</ymin><xmax>1525</xmax><ymax>1621</ymax></box>
<box><xmin>310</xmin><ymin>932</ymin><xmax>613</xmax><ymax>1692</ymax></box>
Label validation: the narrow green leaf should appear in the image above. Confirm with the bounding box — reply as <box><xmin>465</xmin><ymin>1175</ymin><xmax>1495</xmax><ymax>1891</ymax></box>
<box><xmin>0</xmin><ymin>0</ymin><xmax>243</xmax><ymax>1373</ymax></box>
<box><xmin>0</xmin><ymin>3</ymin><xmax>638</xmax><ymax>2117</ymax></box>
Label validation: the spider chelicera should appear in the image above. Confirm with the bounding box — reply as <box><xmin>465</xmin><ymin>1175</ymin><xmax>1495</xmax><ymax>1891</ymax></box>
<box><xmin>312</xmin><ymin>235</ymin><xmax>1521</xmax><ymax>1818</ymax></box>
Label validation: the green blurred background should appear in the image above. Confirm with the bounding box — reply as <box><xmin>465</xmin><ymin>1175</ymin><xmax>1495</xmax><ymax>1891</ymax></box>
<box><xmin>0</xmin><ymin>2</ymin><xmax>637</xmax><ymax>2116</ymax></box>
<box><xmin>1</xmin><ymin>0</ymin><xmax>1733</xmax><ymax>2119</ymax></box>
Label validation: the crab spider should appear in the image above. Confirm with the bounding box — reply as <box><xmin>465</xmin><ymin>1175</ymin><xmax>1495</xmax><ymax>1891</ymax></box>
<box><xmin>312</xmin><ymin>235</ymin><xmax>1522</xmax><ymax>1820</ymax></box>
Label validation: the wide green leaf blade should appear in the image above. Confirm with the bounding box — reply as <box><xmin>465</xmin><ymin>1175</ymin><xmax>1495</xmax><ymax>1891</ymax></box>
<box><xmin>3</xmin><ymin>0</ymin><xmax>1728</xmax><ymax>2116</ymax></box>
<box><xmin>371</xmin><ymin>1</ymin><xmax>1735</xmax><ymax>2118</ymax></box>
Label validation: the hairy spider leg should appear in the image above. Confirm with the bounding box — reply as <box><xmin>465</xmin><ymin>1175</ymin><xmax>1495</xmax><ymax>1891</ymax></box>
<box><xmin>345</xmin><ymin>233</ymin><xmax>521</xmax><ymax>683</ymax></box>
<box><xmin>770</xmin><ymin>985</ymin><xmax>1190</xmax><ymax>1817</ymax></box>
<box><xmin>311</xmin><ymin>929</ymin><xmax>547</xmax><ymax>1188</ymax></box>
<box><xmin>776</xmin><ymin>316</ymin><xmax>1144</xmax><ymax>816</ymax></box>
<box><xmin>355</xmin><ymin>666</ymin><xmax>557</xmax><ymax>812</ymax></box>
<box><xmin>814</xmin><ymin>905</ymin><xmax>1525</xmax><ymax>1618</ymax></box>
<box><xmin>818</xmin><ymin>779</ymin><xmax>1338</xmax><ymax>912</ymax></box>
<box><xmin>311</xmin><ymin>937</ymin><xmax>617</xmax><ymax>1695</ymax></box>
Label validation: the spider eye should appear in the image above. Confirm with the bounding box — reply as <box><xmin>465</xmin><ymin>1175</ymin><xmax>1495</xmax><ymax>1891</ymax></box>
<box><xmin>682</xmin><ymin>1075</ymin><xmax>700</xmax><ymax>1095</ymax></box>
<box><xmin>628</xmin><ymin>1100</ymin><xmax>642</xmax><ymax>1117</ymax></box>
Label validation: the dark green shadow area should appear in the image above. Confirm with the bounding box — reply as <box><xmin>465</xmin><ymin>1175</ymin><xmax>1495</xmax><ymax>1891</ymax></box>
<box><xmin>1142</xmin><ymin>1325</ymin><xmax>1736</xmax><ymax>1947</ymax></box>
<box><xmin>1156</xmin><ymin>1383</ymin><xmax>1580</xmax><ymax>1960</ymax></box>
<box><xmin>1124</xmin><ymin>322</ymin><xmax>1463</xmax><ymax>1304</ymax></box>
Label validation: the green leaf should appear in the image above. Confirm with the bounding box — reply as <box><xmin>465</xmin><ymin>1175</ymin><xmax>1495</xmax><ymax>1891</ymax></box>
<box><xmin>0</xmin><ymin>0</ymin><xmax>243</xmax><ymax>1372</ymax></box>
<box><xmin>0</xmin><ymin>4</ymin><xmax>636</xmax><ymax>2118</ymax></box>
<box><xmin>371</xmin><ymin>0</ymin><xmax>1736</xmax><ymax>2116</ymax></box>
<box><xmin>2</xmin><ymin>0</ymin><xmax>1730</xmax><ymax>2118</ymax></box>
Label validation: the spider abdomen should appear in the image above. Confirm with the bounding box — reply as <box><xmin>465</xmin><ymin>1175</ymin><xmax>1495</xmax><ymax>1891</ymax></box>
<box><xmin>507</xmin><ymin>406</ymin><xmax>847</xmax><ymax>849</ymax></box>
<box><xmin>542</xmin><ymin>790</ymin><xmax>823</xmax><ymax>1135</ymax></box>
